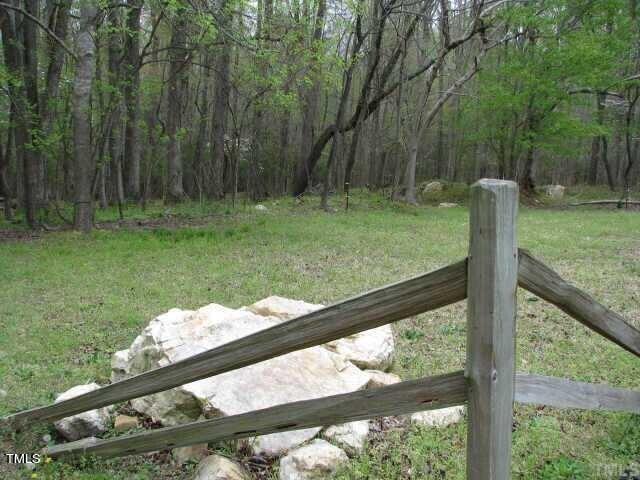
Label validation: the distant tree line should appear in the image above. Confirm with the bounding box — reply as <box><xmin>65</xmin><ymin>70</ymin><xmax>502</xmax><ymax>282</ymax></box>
<box><xmin>0</xmin><ymin>0</ymin><xmax>638</xmax><ymax>231</ymax></box>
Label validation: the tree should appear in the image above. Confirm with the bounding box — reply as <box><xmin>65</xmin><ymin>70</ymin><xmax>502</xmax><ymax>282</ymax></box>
<box><xmin>72</xmin><ymin>2</ymin><xmax>99</xmax><ymax>232</ymax></box>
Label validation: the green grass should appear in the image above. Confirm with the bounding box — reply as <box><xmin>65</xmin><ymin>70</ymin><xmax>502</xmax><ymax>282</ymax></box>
<box><xmin>1</xmin><ymin>191</ymin><xmax>639</xmax><ymax>479</ymax></box>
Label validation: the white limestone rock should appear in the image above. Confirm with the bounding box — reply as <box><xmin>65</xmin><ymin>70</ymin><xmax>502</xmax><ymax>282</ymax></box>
<box><xmin>423</xmin><ymin>181</ymin><xmax>443</xmax><ymax>193</ymax></box>
<box><xmin>279</xmin><ymin>439</ymin><xmax>348</xmax><ymax>480</ymax></box>
<box><xmin>325</xmin><ymin>325</ymin><xmax>395</xmax><ymax>371</ymax></box>
<box><xmin>245</xmin><ymin>296</ymin><xmax>324</xmax><ymax>320</ymax></box>
<box><xmin>545</xmin><ymin>184</ymin><xmax>565</xmax><ymax>199</ymax></box>
<box><xmin>173</xmin><ymin>443</ymin><xmax>209</xmax><ymax>464</ymax></box>
<box><xmin>53</xmin><ymin>383</ymin><xmax>113</xmax><ymax>441</ymax></box>
<box><xmin>193</xmin><ymin>455</ymin><xmax>252</xmax><ymax>480</ymax></box>
<box><xmin>116</xmin><ymin>303</ymin><xmax>370</xmax><ymax>455</ymax></box>
<box><xmin>323</xmin><ymin>420</ymin><xmax>369</xmax><ymax>455</ymax></box>
<box><xmin>365</xmin><ymin>370</ymin><xmax>401</xmax><ymax>389</ymax></box>
<box><xmin>110</xmin><ymin>349</ymin><xmax>130</xmax><ymax>383</ymax></box>
<box><xmin>410</xmin><ymin>406</ymin><xmax>465</xmax><ymax>428</ymax></box>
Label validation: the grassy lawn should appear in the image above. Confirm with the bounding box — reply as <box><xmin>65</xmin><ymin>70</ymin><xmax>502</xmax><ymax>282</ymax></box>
<box><xmin>1</xmin><ymin>190</ymin><xmax>639</xmax><ymax>479</ymax></box>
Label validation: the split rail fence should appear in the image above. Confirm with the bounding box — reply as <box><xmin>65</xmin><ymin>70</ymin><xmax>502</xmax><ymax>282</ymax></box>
<box><xmin>2</xmin><ymin>179</ymin><xmax>639</xmax><ymax>479</ymax></box>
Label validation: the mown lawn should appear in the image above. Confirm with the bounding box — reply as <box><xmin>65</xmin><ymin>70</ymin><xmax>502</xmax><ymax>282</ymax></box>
<box><xmin>1</xmin><ymin>191</ymin><xmax>639</xmax><ymax>479</ymax></box>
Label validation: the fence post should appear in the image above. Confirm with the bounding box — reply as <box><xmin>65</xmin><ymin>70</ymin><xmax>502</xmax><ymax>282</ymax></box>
<box><xmin>466</xmin><ymin>179</ymin><xmax>518</xmax><ymax>480</ymax></box>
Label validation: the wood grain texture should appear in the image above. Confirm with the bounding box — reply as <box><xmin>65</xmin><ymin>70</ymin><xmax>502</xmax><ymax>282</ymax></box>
<box><xmin>518</xmin><ymin>249</ymin><xmax>640</xmax><ymax>358</ymax></box>
<box><xmin>569</xmin><ymin>200</ymin><xmax>640</xmax><ymax>206</ymax></box>
<box><xmin>44</xmin><ymin>371</ymin><xmax>467</xmax><ymax>459</ymax></box>
<box><xmin>3</xmin><ymin>259</ymin><xmax>467</xmax><ymax>430</ymax></box>
<box><xmin>466</xmin><ymin>179</ymin><xmax>518</xmax><ymax>480</ymax></box>
<box><xmin>515</xmin><ymin>373</ymin><xmax>640</xmax><ymax>414</ymax></box>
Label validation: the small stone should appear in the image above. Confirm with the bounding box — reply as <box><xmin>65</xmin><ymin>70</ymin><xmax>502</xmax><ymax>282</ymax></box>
<box><xmin>365</xmin><ymin>370</ymin><xmax>401</xmax><ymax>389</ymax></box>
<box><xmin>41</xmin><ymin>434</ymin><xmax>52</xmax><ymax>445</ymax></box>
<box><xmin>114</xmin><ymin>414</ymin><xmax>139</xmax><ymax>432</ymax></box>
<box><xmin>438</xmin><ymin>202</ymin><xmax>458</xmax><ymax>208</ymax></box>
<box><xmin>410</xmin><ymin>406</ymin><xmax>465</xmax><ymax>428</ymax></box>
<box><xmin>24</xmin><ymin>461</ymin><xmax>36</xmax><ymax>471</ymax></box>
<box><xmin>279</xmin><ymin>439</ymin><xmax>348</xmax><ymax>480</ymax></box>
<box><xmin>323</xmin><ymin>420</ymin><xmax>369</xmax><ymax>455</ymax></box>
<box><xmin>173</xmin><ymin>443</ymin><xmax>209</xmax><ymax>464</ymax></box>
<box><xmin>193</xmin><ymin>454</ymin><xmax>252</xmax><ymax>480</ymax></box>
<box><xmin>545</xmin><ymin>184</ymin><xmax>565</xmax><ymax>199</ymax></box>
<box><xmin>0</xmin><ymin>388</ymin><xmax>6</xmax><ymax>398</ymax></box>
<box><xmin>254</xmin><ymin>204</ymin><xmax>268</xmax><ymax>212</ymax></box>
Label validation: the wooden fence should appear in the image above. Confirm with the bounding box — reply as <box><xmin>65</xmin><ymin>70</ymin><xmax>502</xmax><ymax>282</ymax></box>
<box><xmin>2</xmin><ymin>179</ymin><xmax>639</xmax><ymax>479</ymax></box>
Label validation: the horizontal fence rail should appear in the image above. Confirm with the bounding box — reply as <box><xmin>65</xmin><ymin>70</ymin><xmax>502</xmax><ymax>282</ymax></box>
<box><xmin>518</xmin><ymin>249</ymin><xmax>640</xmax><ymax>358</ymax></box>
<box><xmin>44</xmin><ymin>371</ymin><xmax>468</xmax><ymax>459</ymax></box>
<box><xmin>2</xmin><ymin>259</ymin><xmax>468</xmax><ymax>430</ymax></box>
<box><xmin>42</xmin><ymin>371</ymin><xmax>640</xmax><ymax>461</ymax></box>
<box><xmin>515</xmin><ymin>373</ymin><xmax>640</xmax><ymax>414</ymax></box>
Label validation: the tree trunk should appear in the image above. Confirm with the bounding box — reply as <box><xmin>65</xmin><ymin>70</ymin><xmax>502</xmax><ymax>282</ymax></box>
<box><xmin>404</xmin><ymin>135</ymin><xmax>419</xmax><ymax>204</ymax></box>
<box><xmin>588</xmin><ymin>93</ymin><xmax>606</xmax><ymax>185</ymax></box>
<box><xmin>601</xmin><ymin>136</ymin><xmax>615</xmax><ymax>191</ymax></box>
<box><xmin>210</xmin><ymin>0</ymin><xmax>231</xmax><ymax>199</ymax></box>
<box><xmin>519</xmin><ymin>144</ymin><xmax>536</xmax><ymax>194</ymax></box>
<box><xmin>294</xmin><ymin>0</ymin><xmax>326</xmax><ymax>196</ymax></box>
<box><xmin>41</xmin><ymin>1</ymin><xmax>70</xmax><ymax>135</ymax></box>
<box><xmin>107</xmin><ymin>7</ymin><xmax>125</xmax><ymax>208</ymax></box>
<box><xmin>166</xmin><ymin>14</ymin><xmax>188</xmax><ymax>203</ymax></box>
<box><xmin>22</xmin><ymin>0</ymin><xmax>44</xmax><ymax>227</ymax></box>
<box><xmin>124</xmin><ymin>0</ymin><xmax>142</xmax><ymax>200</ymax></box>
<box><xmin>0</xmin><ymin>6</ymin><xmax>22</xmax><ymax>219</ymax></box>
<box><xmin>0</xmin><ymin>138</ymin><xmax>13</xmax><ymax>220</ymax></box>
<box><xmin>72</xmin><ymin>4</ymin><xmax>98</xmax><ymax>232</ymax></box>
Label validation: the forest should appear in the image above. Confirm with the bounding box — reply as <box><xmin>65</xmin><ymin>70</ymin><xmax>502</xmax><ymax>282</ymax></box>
<box><xmin>0</xmin><ymin>0</ymin><xmax>639</xmax><ymax>232</ymax></box>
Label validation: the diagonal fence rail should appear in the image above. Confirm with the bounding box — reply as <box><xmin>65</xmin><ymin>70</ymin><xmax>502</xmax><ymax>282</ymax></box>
<box><xmin>3</xmin><ymin>179</ymin><xmax>639</xmax><ymax>480</ymax></box>
<box><xmin>1</xmin><ymin>258</ymin><xmax>467</xmax><ymax>429</ymax></box>
<box><xmin>518</xmin><ymin>249</ymin><xmax>640</xmax><ymax>357</ymax></box>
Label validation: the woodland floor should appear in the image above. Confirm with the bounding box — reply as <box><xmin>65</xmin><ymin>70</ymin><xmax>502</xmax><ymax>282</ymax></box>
<box><xmin>1</xmin><ymin>187</ymin><xmax>639</xmax><ymax>479</ymax></box>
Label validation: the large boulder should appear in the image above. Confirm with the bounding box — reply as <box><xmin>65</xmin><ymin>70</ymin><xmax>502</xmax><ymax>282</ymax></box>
<box><xmin>279</xmin><ymin>439</ymin><xmax>348</xmax><ymax>480</ymax></box>
<box><xmin>325</xmin><ymin>325</ymin><xmax>395</xmax><ymax>371</ymax></box>
<box><xmin>53</xmin><ymin>384</ymin><xmax>113</xmax><ymax>441</ymax></box>
<box><xmin>193</xmin><ymin>455</ymin><xmax>252</xmax><ymax>480</ymax></box>
<box><xmin>114</xmin><ymin>303</ymin><xmax>369</xmax><ymax>455</ymax></box>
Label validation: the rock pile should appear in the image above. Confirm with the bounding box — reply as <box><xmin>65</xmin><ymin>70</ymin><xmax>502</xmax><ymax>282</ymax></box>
<box><xmin>50</xmin><ymin>295</ymin><xmax>465</xmax><ymax>479</ymax></box>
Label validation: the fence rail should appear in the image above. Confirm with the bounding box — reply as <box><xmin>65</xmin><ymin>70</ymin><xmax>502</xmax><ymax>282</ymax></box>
<box><xmin>44</xmin><ymin>371</ymin><xmax>468</xmax><ymax>459</ymax></box>
<box><xmin>2</xmin><ymin>258</ymin><xmax>467</xmax><ymax>429</ymax></box>
<box><xmin>518</xmin><ymin>249</ymin><xmax>640</xmax><ymax>357</ymax></box>
<box><xmin>43</xmin><ymin>372</ymin><xmax>640</xmax><ymax>460</ymax></box>
<box><xmin>3</xmin><ymin>178</ymin><xmax>639</xmax><ymax>480</ymax></box>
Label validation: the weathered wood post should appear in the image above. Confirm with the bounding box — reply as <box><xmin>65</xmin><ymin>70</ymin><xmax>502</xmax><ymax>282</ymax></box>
<box><xmin>466</xmin><ymin>179</ymin><xmax>518</xmax><ymax>479</ymax></box>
